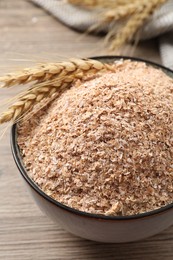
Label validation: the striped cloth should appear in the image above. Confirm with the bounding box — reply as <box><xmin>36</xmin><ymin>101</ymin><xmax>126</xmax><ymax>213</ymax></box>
<box><xmin>30</xmin><ymin>0</ymin><xmax>173</xmax><ymax>68</ymax></box>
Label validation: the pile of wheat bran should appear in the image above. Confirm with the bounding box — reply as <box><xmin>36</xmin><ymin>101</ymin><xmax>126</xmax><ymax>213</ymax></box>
<box><xmin>18</xmin><ymin>60</ymin><xmax>173</xmax><ymax>216</ymax></box>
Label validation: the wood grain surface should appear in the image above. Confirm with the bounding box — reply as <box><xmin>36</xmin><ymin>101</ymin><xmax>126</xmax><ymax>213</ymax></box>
<box><xmin>0</xmin><ymin>1</ymin><xmax>172</xmax><ymax>259</ymax></box>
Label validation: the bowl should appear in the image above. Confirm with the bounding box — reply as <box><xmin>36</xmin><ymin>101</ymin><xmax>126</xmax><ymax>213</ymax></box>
<box><xmin>11</xmin><ymin>56</ymin><xmax>173</xmax><ymax>243</ymax></box>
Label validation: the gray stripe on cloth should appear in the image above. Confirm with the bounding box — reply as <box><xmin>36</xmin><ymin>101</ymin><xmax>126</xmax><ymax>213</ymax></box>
<box><xmin>159</xmin><ymin>31</ymin><xmax>173</xmax><ymax>69</ymax></box>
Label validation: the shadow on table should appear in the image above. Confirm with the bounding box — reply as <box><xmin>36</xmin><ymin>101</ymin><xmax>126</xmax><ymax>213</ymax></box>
<box><xmin>72</xmin><ymin>226</ymin><xmax>173</xmax><ymax>260</ymax></box>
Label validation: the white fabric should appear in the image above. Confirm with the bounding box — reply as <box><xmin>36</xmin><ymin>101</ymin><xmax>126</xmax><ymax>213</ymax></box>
<box><xmin>31</xmin><ymin>0</ymin><xmax>173</xmax><ymax>68</ymax></box>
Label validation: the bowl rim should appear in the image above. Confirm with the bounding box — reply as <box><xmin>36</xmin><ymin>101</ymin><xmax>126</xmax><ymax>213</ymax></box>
<box><xmin>11</xmin><ymin>55</ymin><xmax>173</xmax><ymax>221</ymax></box>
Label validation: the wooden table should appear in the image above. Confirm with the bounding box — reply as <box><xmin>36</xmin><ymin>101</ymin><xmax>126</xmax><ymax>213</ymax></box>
<box><xmin>0</xmin><ymin>1</ymin><xmax>173</xmax><ymax>259</ymax></box>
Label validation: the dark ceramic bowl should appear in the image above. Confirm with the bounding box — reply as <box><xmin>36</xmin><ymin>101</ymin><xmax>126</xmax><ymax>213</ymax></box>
<box><xmin>11</xmin><ymin>56</ymin><xmax>173</xmax><ymax>243</ymax></box>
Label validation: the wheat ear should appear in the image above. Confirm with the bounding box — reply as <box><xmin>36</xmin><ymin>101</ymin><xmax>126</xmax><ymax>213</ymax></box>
<box><xmin>0</xmin><ymin>61</ymin><xmax>82</xmax><ymax>88</ymax></box>
<box><xmin>69</xmin><ymin>0</ymin><xmax>167</xmax><ymax>50</ymax></box>
<box><xmin>109</xmin><ymin>0</ymin><xmax>167</xmax><ymax>50</ymax></box>
<box><xmin>0</xmin><ymin>58</ymin><xmax>112</xmax><ymax>124</ymax></box>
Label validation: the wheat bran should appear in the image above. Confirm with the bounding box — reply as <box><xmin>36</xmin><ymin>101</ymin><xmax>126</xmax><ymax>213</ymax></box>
<box><xmin>18</xmin><ymin>60</ymin><xmax>173</xmax><ymax>216</ymax></box>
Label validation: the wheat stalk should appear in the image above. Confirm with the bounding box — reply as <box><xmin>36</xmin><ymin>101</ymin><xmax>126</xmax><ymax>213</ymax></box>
<box><xmin>0</xmin><ymin>58</ymin><xmax>113</xmax><ymax>124</ymax></box>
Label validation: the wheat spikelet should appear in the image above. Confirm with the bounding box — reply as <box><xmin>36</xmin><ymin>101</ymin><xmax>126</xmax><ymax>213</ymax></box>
<box><xmin>0</xmin><ymin>58</ymin><xmax>112</xmax><ymax>124</ymax></box>
<box><xmin>0</xmin><ymin>85</ymin><xmax>61</xmax><ymax>124</ymax></box>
